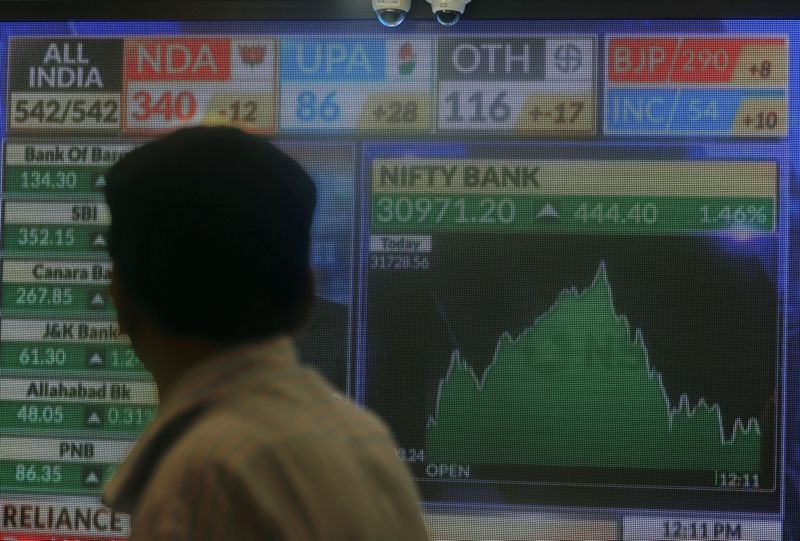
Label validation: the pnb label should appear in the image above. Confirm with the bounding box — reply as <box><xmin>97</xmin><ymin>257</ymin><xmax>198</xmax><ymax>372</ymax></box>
<box><xmin>0</xmin><ymin>437</ymin><xmax>133</xmax><ymax>462</ymax></box>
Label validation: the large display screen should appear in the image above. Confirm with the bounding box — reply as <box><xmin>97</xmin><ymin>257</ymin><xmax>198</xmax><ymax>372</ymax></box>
<box><xmin>0</xmin><ymin>18</ymin><xmax>797</xmax><ymax>541</ymax></box>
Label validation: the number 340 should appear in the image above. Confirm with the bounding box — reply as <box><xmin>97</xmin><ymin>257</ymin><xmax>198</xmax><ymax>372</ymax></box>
<box><xmin>130</xmin><ymin>90</ymin><xmax>197</xmax><ymax>122</ymax></box>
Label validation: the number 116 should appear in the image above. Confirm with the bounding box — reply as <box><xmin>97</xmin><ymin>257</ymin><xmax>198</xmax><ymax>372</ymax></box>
<box><xmin>444</xmin><ymin>91</ymin><xmax>511</xmax><ymax>123</ymax></box>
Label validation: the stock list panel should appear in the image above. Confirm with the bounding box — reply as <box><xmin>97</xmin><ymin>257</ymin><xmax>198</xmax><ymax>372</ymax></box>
<box><xmin>0</xmin><ymin>139</ymin><xmax>151</xmax><ymax>541</ymax></box>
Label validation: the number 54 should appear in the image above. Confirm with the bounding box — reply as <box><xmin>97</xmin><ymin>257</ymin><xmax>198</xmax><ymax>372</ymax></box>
<box><xmin>688</xmin><ymin>99</ymin><xmax>718</xmax><ymax>121</ymax></box>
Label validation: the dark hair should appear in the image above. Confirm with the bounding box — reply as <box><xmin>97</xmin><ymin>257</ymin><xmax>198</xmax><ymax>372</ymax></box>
<box><xmin>105</xmin><ymin>126</ymin><xmax>317</xmax><ymax>342</ymax></box>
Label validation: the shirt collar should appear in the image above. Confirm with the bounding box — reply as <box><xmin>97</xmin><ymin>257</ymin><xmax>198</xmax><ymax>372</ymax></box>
<box><xmin>102</xmin><ymin>336</ymin><xmax>298</xmax><ymax>513</ymax></box>
<box><xmin>159</xmin><ymin>336</ymin><xmax>297</xmax><ymax>410</ymax></box>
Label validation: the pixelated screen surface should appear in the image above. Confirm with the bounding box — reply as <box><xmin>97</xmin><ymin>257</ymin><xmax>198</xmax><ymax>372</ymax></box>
<box><xmin>0</xmin><ymin>18</ymin><xmax>797</xmax><ymax>541</ymax></box>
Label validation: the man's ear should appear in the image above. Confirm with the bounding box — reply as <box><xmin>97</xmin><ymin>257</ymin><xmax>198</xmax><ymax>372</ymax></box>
<box><xmin>291</xmin><ymin>271</ymin><xmax>315</xmax><ymax>333</ymax></box>
<box><xmin>110</xmin><ymin>265</ymin><xmax>136</xmax><ymax>337</ymax></box>
<box><xmin>306</xmin><ymin>270</ymin><xmax>315</xmax><ymax>308</ymax></box>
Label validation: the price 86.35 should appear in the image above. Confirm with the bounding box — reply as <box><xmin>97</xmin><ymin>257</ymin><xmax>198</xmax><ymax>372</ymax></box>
<box><xmin>13</xmin><ymin>463</ymin><xmax>63</xmax><ymax>485</ymax></box>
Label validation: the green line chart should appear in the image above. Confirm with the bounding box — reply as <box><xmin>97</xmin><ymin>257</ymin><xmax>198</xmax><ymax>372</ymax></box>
<box><xmin>426</xmin><ymin>263</ymin><xmax>761</xmax><ymax>472</ymax></box>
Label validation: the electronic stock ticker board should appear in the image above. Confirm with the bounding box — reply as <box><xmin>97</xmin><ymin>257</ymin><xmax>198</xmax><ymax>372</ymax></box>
<box><xmin>0</xmin><ymin>26</ymin><xmax>795</xmax><ymax>541</ymax></box>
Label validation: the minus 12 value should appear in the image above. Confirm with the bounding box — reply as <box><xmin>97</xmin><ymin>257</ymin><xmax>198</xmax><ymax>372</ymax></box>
<box><xmin>217</xmin><ymin>100</ymin><xmax>258</xmax><ymax>122</ymax></box>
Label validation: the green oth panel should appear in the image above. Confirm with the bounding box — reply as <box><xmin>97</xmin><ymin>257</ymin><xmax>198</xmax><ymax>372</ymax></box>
<box><xmin>426</xmin><ymin>264</ymin><xmax>761</xmax><ymax>472</ymax></box>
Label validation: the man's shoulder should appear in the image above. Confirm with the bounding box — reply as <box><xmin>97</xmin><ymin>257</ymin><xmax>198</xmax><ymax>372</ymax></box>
<box><xmin>141</xmin><ymin>387</ymin><xmax>408</xmax><ymax>519</ymax></box>
<box><xmin>163</xmin><ymin>373</ymin><xmax>396</xmax><ymax>470</ymax></box>
<box><xmin>134</xmin><ymin>373</ymin><xmax>428</xmax><ymax>541</ymax></box>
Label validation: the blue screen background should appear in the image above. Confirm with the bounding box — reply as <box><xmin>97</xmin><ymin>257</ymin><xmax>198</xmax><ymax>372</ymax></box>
<box><xmin>0</xmin><ymin>17</ymin><xmax>795</xmax><ymax>536</ymax></box>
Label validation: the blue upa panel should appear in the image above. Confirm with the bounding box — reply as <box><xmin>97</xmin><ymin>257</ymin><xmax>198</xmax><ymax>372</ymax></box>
<box><xmin>281</xmin><ymin>38</ymin><xmax>387</xmax><ymax>82</ymax></box>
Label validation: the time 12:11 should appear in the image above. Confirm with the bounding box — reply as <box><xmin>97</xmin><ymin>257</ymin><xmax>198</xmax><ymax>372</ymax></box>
<box><xmin>714</xmin><ymin>470</ymin><xmax>759</xmax><ymax>489</ymax></box>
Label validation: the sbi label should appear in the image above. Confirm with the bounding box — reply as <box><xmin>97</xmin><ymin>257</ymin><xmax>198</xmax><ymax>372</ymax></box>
<box><xmin>281</xmin><ymin>38</ymin><xmax>386</xmax><ymax>81</ymax></box>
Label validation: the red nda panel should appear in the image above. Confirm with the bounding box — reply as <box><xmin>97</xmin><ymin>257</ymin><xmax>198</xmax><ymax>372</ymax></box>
<box><xmin>123</xmin><ymin>37</ymin><xmax>231</xmax><ymax>81</ymax></box>
<box><xmin>608</xmin><ymin>37</ymin><xmax>786</xmax><ymax>84</ymax></box>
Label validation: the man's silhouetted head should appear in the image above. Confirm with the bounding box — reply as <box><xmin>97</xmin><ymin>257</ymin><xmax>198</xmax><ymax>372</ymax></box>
<box><xmin>105</xmin><ymin>126</ymin><xmax>317</xmax><ymax>345</ymax></box>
